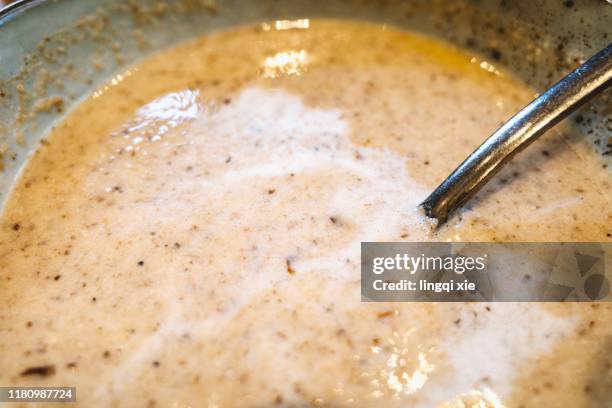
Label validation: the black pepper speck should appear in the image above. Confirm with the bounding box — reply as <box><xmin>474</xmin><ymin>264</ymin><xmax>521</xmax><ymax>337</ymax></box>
<box><xmin>20</xmin><ymin>365</ymin><xmax>55</xmax><ymax>377</ymax></box>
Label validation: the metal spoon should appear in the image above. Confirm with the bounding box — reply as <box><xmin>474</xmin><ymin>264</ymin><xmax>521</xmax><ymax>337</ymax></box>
<box><xmin>420</xmin><ymin>43</ymin><xmax>612</xmax><ymax>225</ymax></box>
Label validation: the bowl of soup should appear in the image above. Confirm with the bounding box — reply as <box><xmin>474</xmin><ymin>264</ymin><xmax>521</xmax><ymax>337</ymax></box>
<box><xmin>0</xmin><ymin>1</ymin><xmax>610</xmax><ymax>407</ymax></box>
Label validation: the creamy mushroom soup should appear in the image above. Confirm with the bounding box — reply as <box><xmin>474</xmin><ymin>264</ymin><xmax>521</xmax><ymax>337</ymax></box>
<box><xmin>0</xmin><ymin>20</ymin><xmax>611</xmax><ymax>408</ymax></box>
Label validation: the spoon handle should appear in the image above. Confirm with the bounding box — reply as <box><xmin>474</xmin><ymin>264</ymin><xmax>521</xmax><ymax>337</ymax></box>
<box><xmin>420</xmin><ymin>43</ymin><xmax>612</xmax><ymax>224</ymax></box>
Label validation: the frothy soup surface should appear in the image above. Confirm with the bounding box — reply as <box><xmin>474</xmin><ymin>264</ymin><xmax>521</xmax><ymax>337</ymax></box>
<box><xmin>1</xmin><ymin>20</ymin><xmax>611</xmax><ymax>407</ymax></box>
